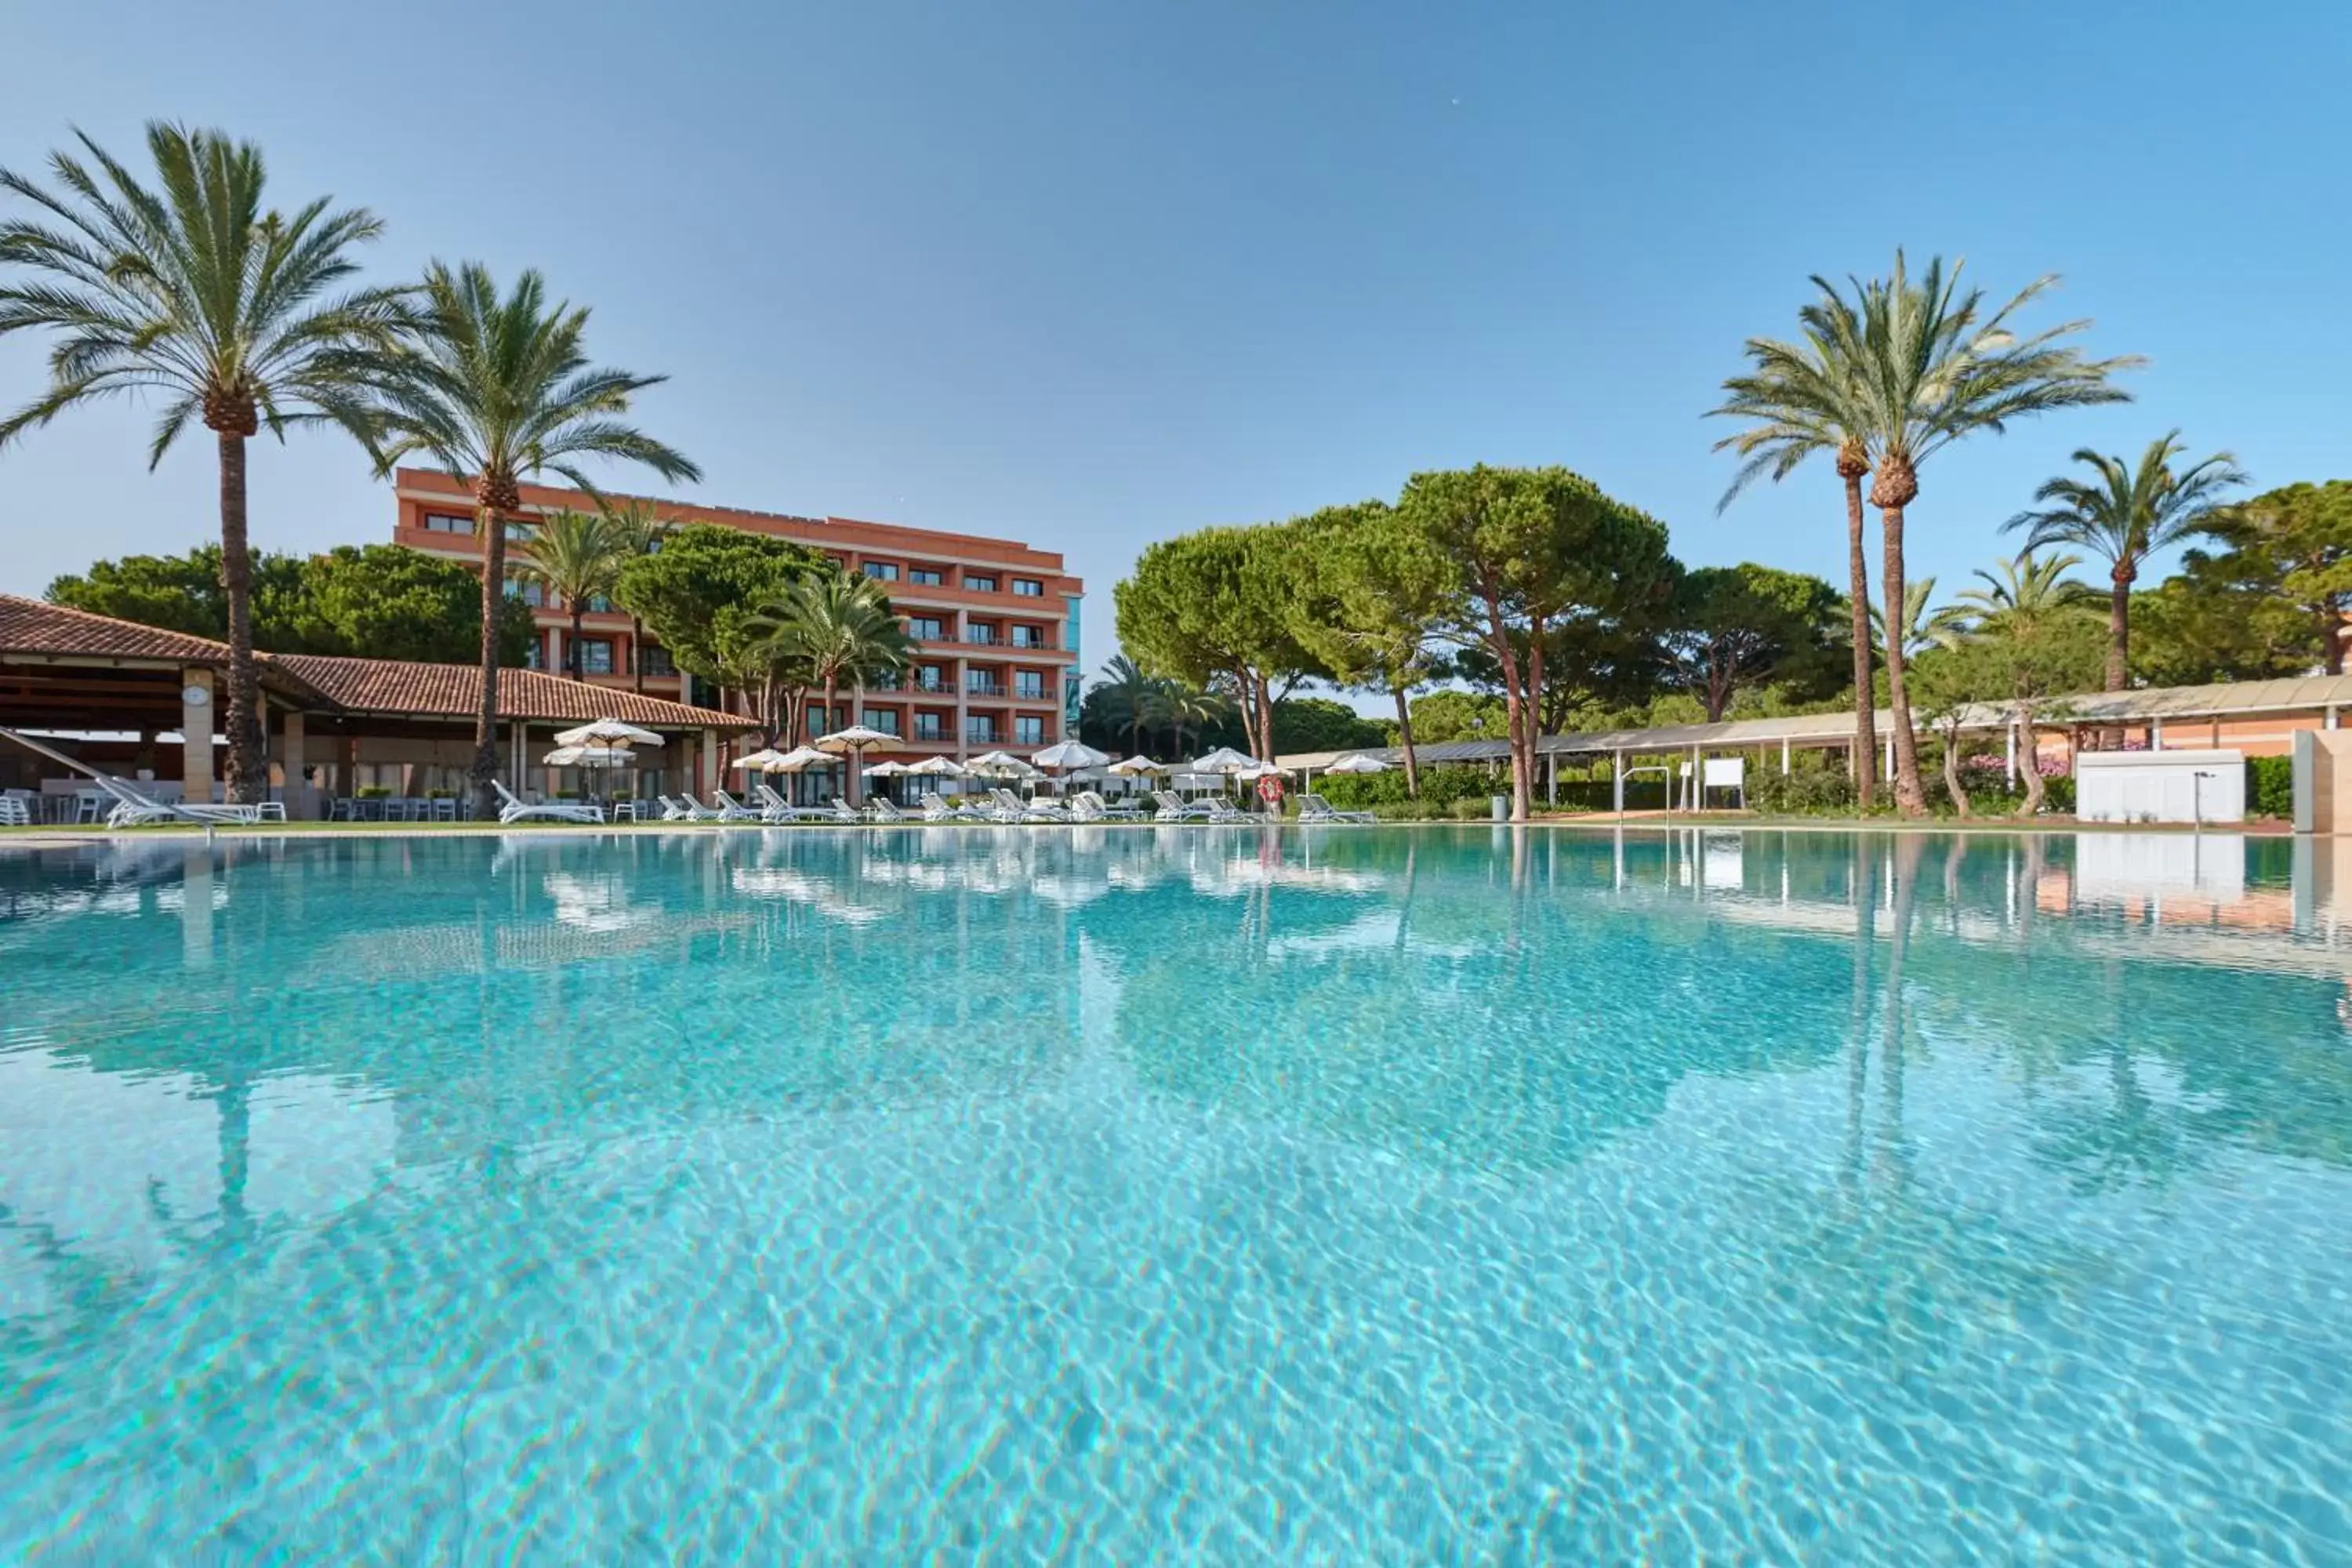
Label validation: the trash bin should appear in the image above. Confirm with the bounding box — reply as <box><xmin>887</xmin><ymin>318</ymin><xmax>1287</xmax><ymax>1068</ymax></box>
<box><xmin>1490</xmin><ymin>794</ymin><xmax>1508</xmax><ymax>822</ymax></box>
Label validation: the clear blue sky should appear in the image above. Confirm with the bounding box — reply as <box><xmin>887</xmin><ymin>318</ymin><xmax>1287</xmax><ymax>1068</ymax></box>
<box><xmin>5</xmin><ymin>0</ymin><xmax>2349</xmax><ymax>687</ymax></box>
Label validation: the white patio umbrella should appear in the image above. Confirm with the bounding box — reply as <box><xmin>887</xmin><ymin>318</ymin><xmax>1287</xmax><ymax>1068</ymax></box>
<box><xmin>553</xmin><ymin>719</ymin><xmax>665</xmax><ymax>749</ymax></box>
<box><xmin>766</xmin><ymin>745</ymin><xmax>834</xmax><ymax>772</ymax></box>
<box><xmin>903</xmin><ymin>754</ymin><xmax>967</xmax><ymax>797</ymax></box>
<box><xmin>543</xmin><ymin>743</ymin><xmax>631</xmax><ymax>806</ymax></box>
<box><xmin>1188</xmin><ymin>746</ymin><xmax>1261</xmax><ymax>775</ymax></box>
<box><xmin>815</xmin><ymin>724</ymin><xmax>898</xmax><ymax>805</ymax></box>
<box><xmin>1105</xmin><ymin>757</ymin><xmax>1169</xmax><ymax>777</ymax></box>
<box><xmin>1031</xmin><ymin>739</ymin><xmax>1109</xmax><ymax>774</ymax></box>
<box><xmin>965</xmin><ymin>750</ymin><xmax>1041</xmax><ymax>779</ymax></box>
<box><xmin>733</xmin><ymin>748</ymin><xmax>789</xmax><ymax>771</ymax></box>
<box><xmin>1325</xmin><ymin>754</ymin><xmax>1391</xmax><ymax>774</ymax></box>
<box><xmin>543</xmin><ymin>745</ymin><xmax>633</xmax><ymax>768</ymax></box>
<box><xmin>1232</xmin><ymin>762</ymin><xmax>1292</xmax><ymax>782</ymax></box>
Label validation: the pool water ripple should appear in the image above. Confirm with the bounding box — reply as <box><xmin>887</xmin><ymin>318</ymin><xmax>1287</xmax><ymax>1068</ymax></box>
<box><xmin>2</xmin><ymin>826</ymin><xmax>2350</xmax><ymax>1561</ymax></box>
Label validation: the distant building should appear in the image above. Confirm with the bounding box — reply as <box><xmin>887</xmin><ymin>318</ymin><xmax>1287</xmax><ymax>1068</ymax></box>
<box><xmin>390</xmin><ymin>469</ymin><xmax>1083</xmax><ymax>760</ymax></box>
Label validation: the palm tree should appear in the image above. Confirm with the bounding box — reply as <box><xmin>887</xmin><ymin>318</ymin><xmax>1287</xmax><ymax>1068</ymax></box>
<box><xmin>1156</xmin><ymin>680</ymin><xmax>1235</xmax><ymax>757</ymax></box>
<box><xmin>2003</xmin><ymin>431</ymin><xmax>2245</xmax><ymax>691</ymax></box>
<box><xmin>361</xmin><ymin>263</ymin><xmax>699</xmax><ymax>818</ymax></box>
<box><xmin>0</xmin><ymin>124</ymin><xmax>407</xmax><ymax>802</ymax></box>
<box><xmin>596</xmin><ymin>497</ymin><xmax>671</xmax><ymax>693</ymax></box>
<box><xmin>1869</xmin><ymin>579</ymin><xmax>1970</xmax><ymax>663</ymax></box>
<box><xmin>1955</xmin><ymin>549</ymin><xmax>2100</xmax><ymax>622</ymax></box>
<box><xmin>1094</xmin><ymin>655</ymin><xmax>1161</xmax><ymax>755</ymax></box>
<box><xmin>747</xmin><ymin>572</ymin><xmax>914</xmax><ymax>803</ymax></box>
<box><xmin>512</xmin><ymin>510</ymin><xmax>622</xmax><ymax>681</ymax></box>
<box><xmin>1835</xmin><ymin>251</ymin><xmax>2138</xmax><ymax>813</ymax></box>
<box><xmin>1711</xmin><ymin>287</ymin><xmax>1884</xmax><ymax>807</ymax></box>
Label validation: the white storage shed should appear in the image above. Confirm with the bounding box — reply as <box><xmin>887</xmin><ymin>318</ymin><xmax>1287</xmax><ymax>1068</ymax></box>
<box><xmin>2074</xmin><ymin>750</ymin><xmax>2245</xmax><ymax>825</ymax></box>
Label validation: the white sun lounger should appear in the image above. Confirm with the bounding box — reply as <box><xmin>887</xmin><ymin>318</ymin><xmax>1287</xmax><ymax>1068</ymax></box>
<box><xmin>822</xmin><ymin>796</ymin><xmax>865</xmax><ymax>823</ymax></box>
<box><xmin>97</xmin><ymin>774</ymin><xmax>283</xmax><ymax>828</ymax></box>
<box><xmin>1070</xmin><ymin>789</ymin><xmax>1142</xmax><ymax>822</ymax></box>
<box><xmin>1149</xmin><ymin>789</ymin><xmax>1207</xmax><ymax>822</ymax></box>
<box><xmin>709</xmin><ymin>789</ymin><xmax>762</xmax><ymax>823</ymax></box>
<box><xmin>752</xmin><ymin>783</ymin><xmax>823</xmax><ymax>823</ymax></box>
<box><xmin>1297</xmin><ymin>792</ymin><xmax>1377</xmax><ymax>824</ymax></box>
<box><xmin>494</xmin><ymin>780</ymin><xmax>604</xmax><ymax>825</ymax></box>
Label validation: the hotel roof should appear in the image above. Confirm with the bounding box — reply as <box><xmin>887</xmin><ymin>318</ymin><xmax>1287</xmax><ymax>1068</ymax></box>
<box><xmin>0</xmin><ymin>594</ymin><xmax>749</xmax><ymax>731</ymax></box>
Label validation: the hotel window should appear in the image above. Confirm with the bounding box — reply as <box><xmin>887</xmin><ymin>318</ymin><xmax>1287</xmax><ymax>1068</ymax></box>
<box><xmin>1014</xmin><ymin>716</ymin><xmax>1045</xmax><ymax>746</ymax></box>
<box><xmin>504</xmin><ymin>520</ymin><xmax>535</xmax><ymax>541</ymax></box>
<box><xmin>913</xmin><ymin>713</ymin><xmax>945</xmax><ymax>741</ymax></box>
<box><xmin>909</xmin><ymin>616</ymin><xmax>945</xmax><ymax>641</ymax></box>
<box><xmin>861</xmin><ymin>710</ymin><xmax>902</xmax><ymax>736</ymax></box>
<box><xmin>578</xmin><ymin>639</ymin><xmax>615</xmax><ymax>675</ymax></box>
<box><xmin>964</xmin><ymin>574</ymin><xmax>998</xmax><ymax>593</ymax></box>
<box><xmin>1010</xmin><ymin>625</ymin><xmax>1047</xmax><ymax>649</ymax></box>
<box><xmin>1012</xmin><ymin>578</ymin><xmax>1044</xmax><ymax>597</ymax></box>
<box><xmin>586</xmin><ymin>593</ymin><xmax>613</xmax><ymax>612</ymax></box>
<box><xmin>913</xmin><ymin>665</ymin><xmax>946</xmax><ymax>692</ymax></box>
<box><xmin>864</xmin><ymin>562</ymin><xmax>899</xmax><ymax>582</ymax></box>
<box><xmin>1014</xmin><ymin>672</ymin><xmax>1046</xmax><ymax>700</ymax></box>
<box><xmin>524</xmin><ymin>637</ymin><xmax>546</xmax><ymax>670</ymax></box>
<box><xmin>967</xmin><ymin>670</ymin><xmax>1004</xmax><ymax>696</ymax></box>
<box><xmin>909</xmin><ymin>567</ymin><xmax>944</xmax><ymax>586</ymax></box>
<box><xmin>964</xmin><ymin>623</ymin><xmax>999</xmax><ymax>645</ymax></box>
<box><xmin>423</xmin><ymin>512</ymin><xmax>471</xmax><ymax>535</ymax></box>
<box><xmin>964</xmin><ymin>717</ymin><xmax>1000</xmax><ymax>744</ymax></box>
<box><xmin>639</xmin><ymin>645</ymin><xmax>676</xmax><ymax>678</ymax></box>
<box><xmin>805</xmin><ymin>706</ymin><xmax>829</xmax><ymax>738</ymax></box>
<box><xmin>506</xmin><ymin>576</ymin><xmax>544</xmax><ymax>607</ymax></box>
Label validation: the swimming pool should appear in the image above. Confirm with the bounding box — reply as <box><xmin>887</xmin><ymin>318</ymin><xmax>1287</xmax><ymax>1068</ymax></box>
<box><xmin>3</xmin><ymin>826</ymin><xmax>2348</xmax><ymax>1560</ymax></box>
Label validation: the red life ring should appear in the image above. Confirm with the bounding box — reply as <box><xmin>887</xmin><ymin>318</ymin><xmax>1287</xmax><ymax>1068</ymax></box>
<box><xmin>1256</xmin><ymin>775</ymin><xmax>1285</xmax><ymax>807</ymax></box>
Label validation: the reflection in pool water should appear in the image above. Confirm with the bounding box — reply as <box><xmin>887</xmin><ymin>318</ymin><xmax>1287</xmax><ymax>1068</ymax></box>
<box><xmin>2</xmin><ymin>827</ymin><xmax>2350</xmax><ymax>1560</ymax></box>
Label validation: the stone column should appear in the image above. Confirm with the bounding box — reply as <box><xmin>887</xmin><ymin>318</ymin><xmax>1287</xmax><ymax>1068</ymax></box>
<box><xmin>180</xmin><ymin>666</ymin><xmax>216</xmax><ymax>804</ymax></box>
<box><xmin>702</xmin><ymin>728</ymin><xmax>720</xmax><ymax>797</ymax></box>
<box><xmin>279</xmin><ymin>708</ymin><xmax>310</xmax><ymax>818</ymax></box>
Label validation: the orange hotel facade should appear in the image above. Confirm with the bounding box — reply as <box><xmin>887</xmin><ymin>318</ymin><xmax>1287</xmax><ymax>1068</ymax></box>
<box><xmin>392</xmin><ymin>469</ymin><xmax>1083</xmax><ymax>771</ymax></box>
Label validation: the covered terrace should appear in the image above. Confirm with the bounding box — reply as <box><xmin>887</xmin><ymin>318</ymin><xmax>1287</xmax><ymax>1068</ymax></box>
<box><xmin>0</xmin><ymin>594</ymin><xmax>753</xmax><ymax>819</ymax></box>
<box><xmin>1278</xmin><ymin>672</ymin><xmax>2352</xmax><ymax>808</ymax></box>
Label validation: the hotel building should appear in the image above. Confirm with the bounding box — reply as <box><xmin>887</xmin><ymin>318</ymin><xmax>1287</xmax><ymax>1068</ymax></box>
<box><xmin>390</xmin><ymin>468</ymin><xmax>1083</xmax><ymax>763</ymax></box>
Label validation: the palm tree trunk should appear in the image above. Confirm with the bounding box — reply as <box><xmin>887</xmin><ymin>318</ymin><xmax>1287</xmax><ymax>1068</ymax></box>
<box><xmin>2105</xmin><ymin>572</ymin><xmax>2131</xmax><ymax>691</ymax></box>
<box><xmin>470</xmin><ymin>506</ymin><xmax>506</xmax><ymax>819</ymax></box>
<box><xmin>216</xmin><ymin>431</ymin><xmax>267</xmax><ymax>805</ymax></box>
<box><xmin>1845</xmin><ymin>470</ymin><xmax>1878</xmax><ymax>809</ymax></box>
<box><xmin>570</xmin><ymin>601</ymin><xmax>587</xmax><ymax>681</ymax></box>
<box><xmin>632</xmin><ymin>615</ymin><xmax>648</xmax><ymax>694</ymax></box>
<box><xmin>1880</xmin><ymin>505</ymin><xmax>1926</xmax><ymax>815</ymax></box>
<box><xmin>1940</xmin><ymin>720</ymin><xmax>1971</xmax><ymax>816</ymax></box>
<box><xmin>2101</xmin><ymin>568</ymin><xmax>2132</xmax><ymax>748</ymax></box>
<box><xmin>825</xmin><ymin>678</ymin><xmax>848</xmax><ymax>805</ymax></box>
<box><xmin>1393</xmin><ymin>685</ymin><xmax>1421</xmax><ymax>799</ymax></box>
<box><xmin>2325</xmin><ymin>601</ymin><xmax>2347</xmax><ymax>677</ymax></box>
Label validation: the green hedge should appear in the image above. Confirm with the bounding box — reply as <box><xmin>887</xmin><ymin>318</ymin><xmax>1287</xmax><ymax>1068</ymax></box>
<box><xmin>2248</xmin><ymin>755</ymin><xmax>2293</xmax><ymax>818</ymax></box>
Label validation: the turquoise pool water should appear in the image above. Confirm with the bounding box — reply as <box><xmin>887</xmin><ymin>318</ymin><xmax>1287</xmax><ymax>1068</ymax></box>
<box><xmin>2</xmin><ymin>826</ymin><xmax>2349</xmax><ymax>1561</ymax></box>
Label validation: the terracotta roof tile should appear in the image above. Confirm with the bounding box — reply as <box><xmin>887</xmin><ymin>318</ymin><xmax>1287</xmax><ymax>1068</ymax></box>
<box><xmin>0</xmin><ymin>593</ymin><xmax>235</xmax><ymax>662</ymax></box>
<box><xmin>269</xmin><ymin>654</ymin><xmax>747</xmax><ymax>730</ymax></box>
<box><xmin>2</xmin><ymin>594</ymin><xmax>746</xmax><ymax>730</ymax></box>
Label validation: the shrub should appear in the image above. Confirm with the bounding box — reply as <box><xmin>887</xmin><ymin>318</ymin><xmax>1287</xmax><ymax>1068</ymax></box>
<box><xmin>2248</xmin><ymin>754</ymin><xmax>2293</xmax><ymax>818</ymax></box>
<box><xmin>1448</xmin><ymin>797</ymin><xmax>1489</xmax><ymax>821</ymax></box>
<box><xmin>1748</xmin><ymin>760</ymin><xmax>1858</xmax><ymax>815</ymax></box>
